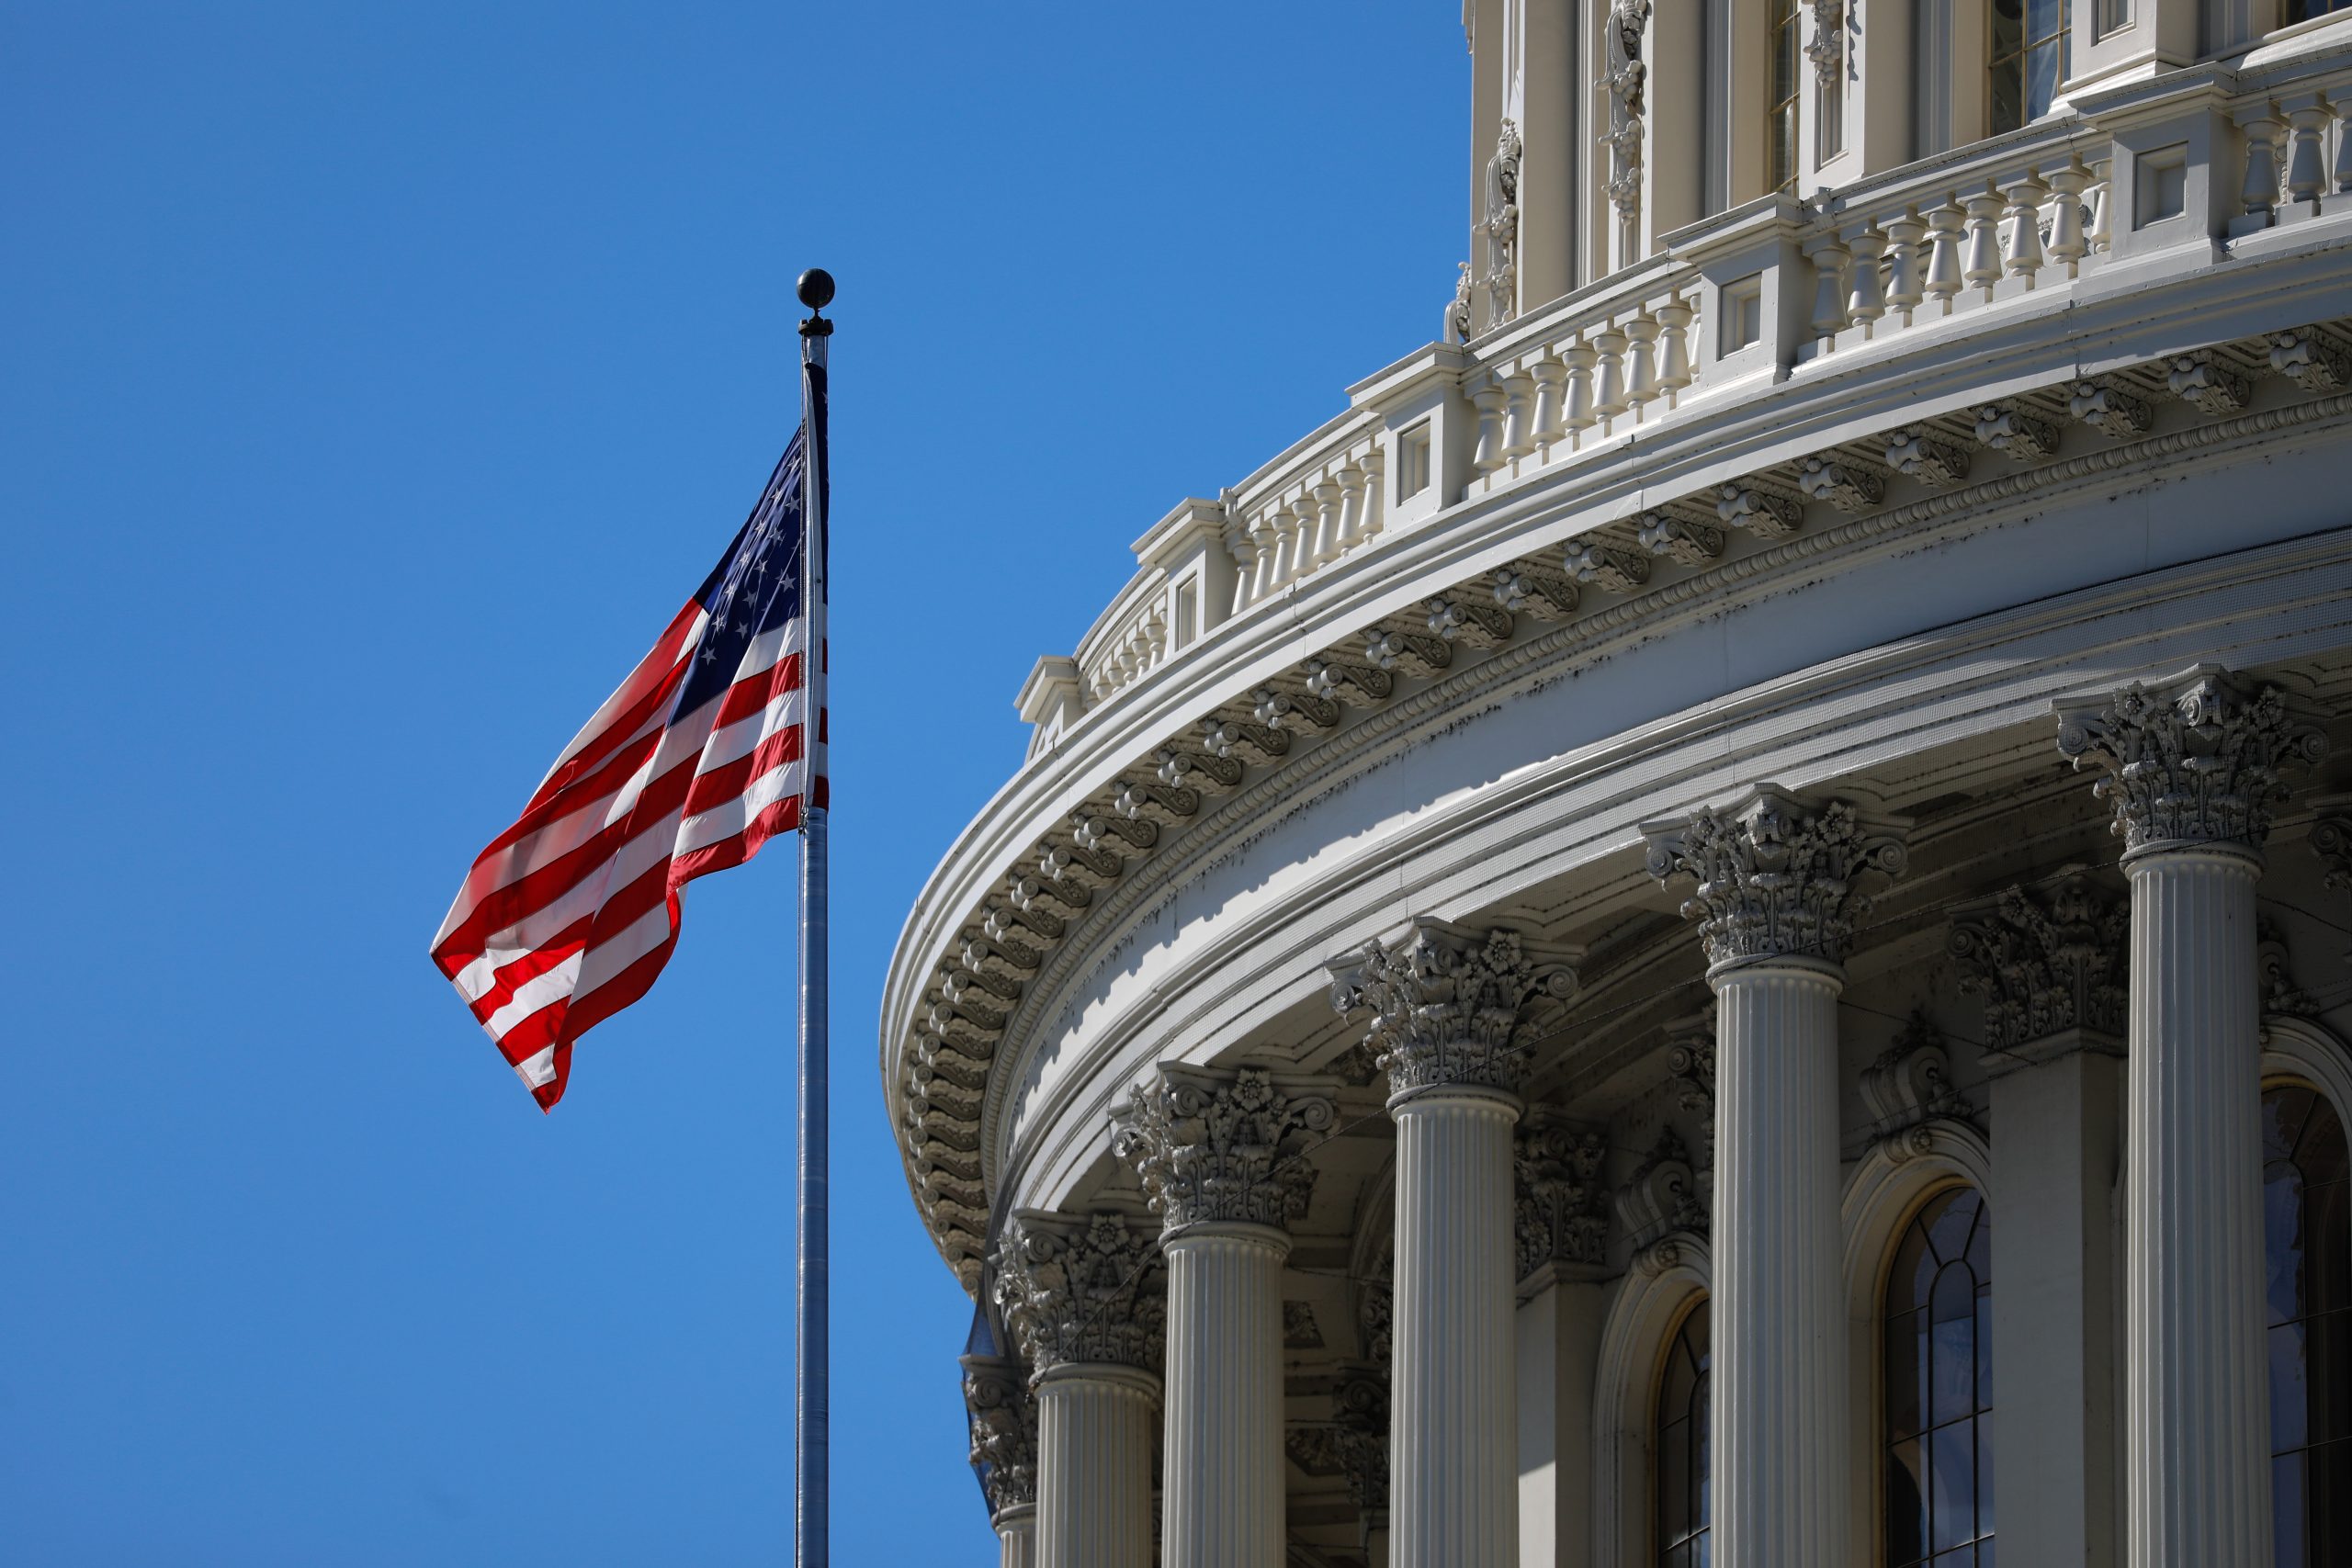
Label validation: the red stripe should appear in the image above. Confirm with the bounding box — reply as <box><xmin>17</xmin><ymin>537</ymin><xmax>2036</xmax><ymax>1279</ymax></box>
<box><xmin>461</xmin><ymin>917</ymin><xmax>593</xmax><ymax>1026</ymax></box>
<box><xmin>682</xmin><ymin>724</ymin><xmax>804</xmax><ymax>817</ymax></box>
<box><xmin>712</xmin><ymin>649</ymin><xmax>803</xmax><ymax>731</ymax></box>
<box><xmin>523</xmin><ymin>605</ymin><xmax>701</xmax><ymax>813</ymax></box>
<box><xmin>473</xmin><ymin>720</ymin><xmax>668</xmax><ymax>868</ymax></box>
<box><xmin>671</xmin><ymin>792</ymin><xmax>802</xmax><ymax>883</ymax></box>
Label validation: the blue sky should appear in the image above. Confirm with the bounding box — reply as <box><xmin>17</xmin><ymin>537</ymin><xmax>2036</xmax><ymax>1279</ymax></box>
<box><xmin>1</xmin><ymin>5</ymin><xmax>1460</xmax><ymax>1562</ymax></box>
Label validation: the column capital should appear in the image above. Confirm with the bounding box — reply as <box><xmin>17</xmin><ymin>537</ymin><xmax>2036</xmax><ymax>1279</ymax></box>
<box><xmin>990</xmin><ymin>1211</ymin><xmax>1166</xmax><ymax>1378</ymax></box>
<box><xmin>1110</xmin><ymin>1064</ymin><xmax>1337</xmax><ymax>1239</ymax></box>
<box><xmin>2309</xmin><ymin>798</ymin><xmax>2352</xmax><ymax>894</ymax></box>
<box><xmin>1284</xmin><ymin>1364</ymin><xmax>1389</xmax><ymax>1513</ymax></box>
<box><xmin>1643</xmin><ymin>785</ymin><xmax>1910</xmax><ymax>973</ymax></box>
<box><xmin>2053</xmin><ymin>666</ymin><xmax>2326</xmax><ymax>862</ymax></box>
<box><xmin>959</xmin><ymin>1352</ymin><xmax>1039</xmax><ymax>1518</ymax></box>
<box><xmin>1513</xmin><ymin>1111</ymin><xmax>1611</xmax><ymax>1284</ymax></box>
<box><xmin>1326</xmin><ymin>919</ymin><xmax>1580</xmax><ymax>1100</ymax></box>
<box><xmin>1948</xmin><ymin>872</ymin><xmax>2130</xmax><ymax>1066</ymax></box>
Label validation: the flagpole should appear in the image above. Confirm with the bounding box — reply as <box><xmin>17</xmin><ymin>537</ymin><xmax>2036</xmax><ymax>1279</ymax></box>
<box><xmin>794</xmin><ymin>266</ymin><xmax>834</xmax><ymax>1568</ymax></box>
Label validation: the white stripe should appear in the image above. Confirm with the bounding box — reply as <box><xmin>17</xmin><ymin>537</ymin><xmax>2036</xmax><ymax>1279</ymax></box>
<box><xmin>674</xmin><ymin>753</ymin><xmax>809</xmax><ymax>854</ymax></box>
<box><xmin>452</xmin><ymin>801</ymin><xmax>690</xmax><ymax>1000</ymax></box>
<box><xmin>485</xmin><ymin>950</ymin><xmax>584</xmax><ymax>1037</ymax></box>
<box><xmin>537</xmin><ymin>610</ymin><xmax>707</xmax><ymax>777</ymax></box>
<box><xmin>511</xmin><ymin>1044</ymin><xmax>560</xmax><ymax>1089</ymax></box>
<box><xmin>696</xmin><ymin>687</ymin><xmax>810</xmax><ymax>773</ymax></box>
<box><xmin>570</xmin><ymin>897</ymin><xmax>680</xmax><ymax>998</ymax></box>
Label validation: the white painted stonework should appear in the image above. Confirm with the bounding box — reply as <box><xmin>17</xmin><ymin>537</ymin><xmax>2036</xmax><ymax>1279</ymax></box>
<box><xmin>928</xmin><ymin>6</ymin><xmax>2352</xmax><ymax>1564</ymax></box>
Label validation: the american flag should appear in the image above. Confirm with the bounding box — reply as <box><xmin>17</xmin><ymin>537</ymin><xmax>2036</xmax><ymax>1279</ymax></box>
<box><xmin>431</xmin><ymin>429</ymin><xmax>826</xmax><ymax>1109</ymax></box>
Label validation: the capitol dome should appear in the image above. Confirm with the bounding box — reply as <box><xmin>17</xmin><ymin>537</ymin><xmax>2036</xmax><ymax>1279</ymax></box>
<box><xmin>888</xmin><ymin>6</ymin><xmax>2352</xmax><ymax>1566</ymax></box>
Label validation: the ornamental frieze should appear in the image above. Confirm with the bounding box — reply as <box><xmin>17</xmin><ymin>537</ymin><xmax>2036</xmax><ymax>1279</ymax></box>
<box><xmin>1110</xmin><ymin>1066</ymin><xmax>1337</xmax><ymax>1237</ymax></box>
<box><xmin>2054</xmin><ymin>667</ymin><xmax>2325</xmax><ymax>857</ymax></box>
<box><xmin>1328</xmin><ymin>919</ymin><xmax>1581</xmax><ymax>1099</ymax></box>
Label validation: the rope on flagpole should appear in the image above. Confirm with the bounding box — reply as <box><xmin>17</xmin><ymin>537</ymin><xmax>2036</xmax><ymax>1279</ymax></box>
<box><xmin>794</xmin><ymin>266</ymin><xmax>834</xmax><ymax>1568</ymax></box>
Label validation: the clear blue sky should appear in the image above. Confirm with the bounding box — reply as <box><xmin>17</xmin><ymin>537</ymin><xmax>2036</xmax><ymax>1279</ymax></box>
<box><xmin>2</xmin><ymin>5</ymin><xmax>1460</xmax><ymax>1562</ymax></box>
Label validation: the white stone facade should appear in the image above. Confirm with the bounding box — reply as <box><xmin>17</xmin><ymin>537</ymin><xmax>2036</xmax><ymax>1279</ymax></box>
<box><xmin>905</xmin><ymin>6</ymin><xmax>2352</xmax><ymax>1565</ymax></box>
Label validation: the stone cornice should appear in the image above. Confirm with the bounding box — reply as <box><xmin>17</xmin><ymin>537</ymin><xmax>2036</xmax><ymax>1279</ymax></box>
<box><xmin>1327</xmin><ymin>920</ymin><xmax>1582</xmax><ymax>1100</ymax></box>
<box><xmin>889</xmin><ymin>344</ymin><xmax>2352</xmax><ymax>1292</ymax></box>
<box><xmin>2054</xmin><ymin>665</ymin><xmax>2327</xmax><ymax>860</ymax></box>
<box><xmin>1109</xmin><ymin>1065</ymin><xmax>1337</xmax><ymax>1238</ymax></box>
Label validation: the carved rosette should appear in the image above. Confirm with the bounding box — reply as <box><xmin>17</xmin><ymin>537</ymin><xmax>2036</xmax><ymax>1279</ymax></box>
<box><xmin>1286</xmin><ymin>1366</ymin><xmax>1389</xmax><ymax>1512</ymax></box>
<box><xmin>1948</xmin><ymin>874</ymin><xmax>2129</xmax><ymax>1052</ymax></box>
<box><xmin>959</xmin><ymin>1353</ymin><xmax>1039</xmax><ymax>1517</ymax></box>
<box><xmin>1513</xmin><ymin>1116</ymin><xmax>1610</xmax><ymax>1280</ymax></box>
<box><xmin>1328</xmin><ymin>920</ymin><xmax>1581</xmax><ymax>1100</ymax></box>
<box><xmin>1110</xmin><ymin>1065</ymin><xmax>1337</xmax><ymax>1237</ymax></box>
<box><xmin>1644</xmin><ymin>788</ymin><xmax>1910</xmax><ymax>972</ymax></box>
<box><xmin>990</xmin><ymin>1211</ymin><xmax>1167</xmax><ymax>1376</ymax></box>
<box><xmin>2054</xmin><ymin>668</ymin><xmax>2326</xmax><ymax>860</ymax></box>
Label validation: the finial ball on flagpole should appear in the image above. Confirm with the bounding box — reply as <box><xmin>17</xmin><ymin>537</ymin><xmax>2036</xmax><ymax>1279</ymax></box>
<box><xmin>797</xmin><ymin>269</ymin><xmax>836</xmax><ymax>311</ymax></box>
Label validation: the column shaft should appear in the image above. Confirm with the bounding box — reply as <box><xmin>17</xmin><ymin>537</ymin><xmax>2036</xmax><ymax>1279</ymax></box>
<box><xmin>1036</xmin><ymin>1367</ymin><xmax>1158</xmax><ymax>1568</ymax></box>
<box><xmin>1163</xmin><ymin>1225</ymin><xmax>1288</xmax><ymax>1568</ymax></box>
<box><xmin>995</xmin><ymin>1504</ymin><xmax>1037</xmax><ymax>1568</ymax></box>
<box><xmin>2125</xmin><ymin>849</ymin><xmax>2271</xmax><ymax>1568</ymax></box>
<box><xmin>1713</xmin><ymin>962</ymin><xmax>1846</xmax><ymax>1568</ymax></box>
<box><xmin>1391</xmin><ymin>1089</ymin><xmax>1520</xmax><ymax>1568</ymax></box>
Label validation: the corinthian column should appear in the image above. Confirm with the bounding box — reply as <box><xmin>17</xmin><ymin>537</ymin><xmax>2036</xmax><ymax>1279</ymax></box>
<box><xmin>1113</xmin><ymin>1065</ymin><xmax>1336</xmax><ymax>1568</ymax></box>
<box><xmin>991</xmin><ymin>1212</ymin><xmax>1166</xmax><ymax>1568</ymax></box>
<box><xmin>2056</xmin><ymin>668</ymin><xmax>2326</xmax><ymax>1568</ymax></box>
<box><xmin>1329</xmin><ymin>920</ymin><xmax>1580</xmax><ymax>1568</ymax></box>
<box><xmin>1645</xmin><ymin>788</ymin><xmax>1908</xmax><ymax>1568</ymax></box>
<box><xmin>961</xmin><ymin>1353</ymin><xmax>1041</xmax><ymax>1568</ymax></box>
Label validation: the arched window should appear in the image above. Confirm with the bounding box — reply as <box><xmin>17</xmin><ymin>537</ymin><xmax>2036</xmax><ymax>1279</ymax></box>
<box><xmin>1884</xmin><ymin>1187</ymin><xmax>1994</xmax><ymax>1567</ymax></box>
<box><xmin>1656</xmin><ymin>1298</ymin><xmax>1710</xmax><ymax>1568</ymax></box>
<box><xmin>1989</xmin><ymin>0</ymin><xmax>2066</xmax><ymax>134</ymax></box>
<box><xmin>2263</xmin><ymin>1083</ymin><xmax>2351</xmax><ymax>1568</ymax></box>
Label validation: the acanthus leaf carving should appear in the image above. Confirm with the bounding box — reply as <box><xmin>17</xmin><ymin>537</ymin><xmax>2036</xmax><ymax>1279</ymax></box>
<box><xmin>1714</xmin><ymin>481</ymin><xmax>1804</xmax><ymax>538</ymax></box>
<box><xmin>959</xmin><ymin>1353</ymin><xmax>1038</xmax><ymax>1517</ymax></box>
<box><xmin>1948</xmin><ymin>873</ymin><xmax>2129</xmax><ymax>1054</ymax></box>
<box><xmin>1110</xmin><ymin>1065</ymin><xmax>1337</xmax><ymax>1235</ymax></box>
<box><xmin>1491</xmin><ymin>562</ymin><xmax>1582</xmax><ymax>620</ymax></box>
<box><xmin>1617</xmin><ymin>1125</ymin><xmax>1705</xmax><ymax>1259</ymax></box>
<box><xmin>1644</xmin><ymin>788</ymin><xmax>1910</xmax><ymax>969</ymax></box>
<box><xmin>1859</xmin><ymin>1010</ymin><xmax>1975</xmax><ymax>1159</ymax></box>
<box><xmin>1973</xmin><ymin>401</ymin><xmax>2060</xmax><ymax>457</ymax></box>
<box><xmin>1285</xmin><ymin>1364</ymin><xmax>1389</xmax><ymax>1512</ymax></box>
<box><xmin>2054</xmin><ymin>668</ymin><xmax>2326</xmax><ymax>857</ymax></box>
<box><xmin>1636</xmin><ymin>510</ymin><xmax>1724</xmax><ymax>565</ymax></box>
<box><xmin>1328</xmin><ymin>919</ymin><xmax>1581</xmax><ymax>1099</ymax></box>
<box><xmin>1564</xmin><ymin>538</ymin><xmax>1652</xmax><ymax>593</ymax></box>
<box><xmin>990</xmin><ymin>1210</ymin><xmax>1167</xmax><ymax>1376</ymax></box>
<box><xmin>1479</xmin><ymin>118</ymin><xmax>1522</xmax><ymax>333</ymax></box>
<box><xmin>1513</xmin><ymin>1112</ymin><xmax>1610</xmax><ymax>1280</ymax></box>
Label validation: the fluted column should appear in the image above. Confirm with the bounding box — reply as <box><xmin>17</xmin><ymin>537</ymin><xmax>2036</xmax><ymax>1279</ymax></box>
<box><xmin>2056</xmin><ymin>668</ymin><xmax>2326</xmax><ymax>1568</ymax></box>
<box><xmin>991</xmin><ymin>1212</ymin><xmax>1166</xmax><ymax>1568</ymax></box>
<box><xmin>1645</xmin><ymin>789</ymin><xmax>1908</xmax><ymax>1568</ymax></box>
<box><xmin>963</xmin><ymin>1353</ymin><xmax>1042</xmax><ymax>1568</ymax></box>
<box><xmin>1329</xmin><ymin>921</ymin><xmax>1580</xmax><ymax>1568</ymax></box>
<box><xmin>1114</xmin><ymin>1066</ymin><xmax>1337</xmax><ymax>1568</ymax></box>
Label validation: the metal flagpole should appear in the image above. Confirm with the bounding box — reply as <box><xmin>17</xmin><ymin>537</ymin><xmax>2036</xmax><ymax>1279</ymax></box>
<box><xmin>793</xmin><ymin>267</ymin><xmax>834</xmax><ymax>1568</ymax></box>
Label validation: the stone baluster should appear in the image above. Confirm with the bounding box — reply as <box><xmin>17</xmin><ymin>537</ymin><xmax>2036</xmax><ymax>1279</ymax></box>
<box><xmin>1803</xmin><ymin>233</ymin><xmax>1851</xmax><ymax>348</ymax></box>
<box><xmin>1336</xmin><ymin>461</ymin><xmax>1368</xmax><ymax>553</ymax></box>
<box><xmin>1845</xmin><ymin>226</ymin><xmax>1887</xmax><ymax>335</ymax></box>
<box><xmin>2238</xmin><ymin>103</ymin><xmax>2283</xmax><ymax>226</ymax></box>
<box><xmin>1502</xmin><ymin>369</ymin><xmax>1537</xmax><ymax>463</ymax></box>
<box><xmin>2335</xmin><ymin>104</ymin><xmax>2352</xmax><ymax>195</ymax></box>
<box><xmin>1591</xmin><ymin>326</ymin><xmax>1630</xmax><ymax>423</ymax></box>
<box><xmin>2087</xmin><ymin>156</ymin><xmax>2115</xmax><ymax>254</ymax></box>
<box><xmin>1226</xmin><ymin>525</ymin><xmax>1260</xmax><ymax>615</ymax></box>
<box><xmin>1359</xmin><ymin>446</ymin><xmax>1386</xmax><ymax>542</ymax></box>
<box><xmin>1472</xmin><ymin>379</ymin><xmax>1509</xmax><ymax>476</ymax></box>
<box><xmin>1247</xmin><ymin>513</ymin><xmax>1281</xmax><ymax>604</ymax></box>
<box><xmin>1272</xmin><ymin>501</ymin><xmax>1307</xmax><ymax>591</ymax></box>
<box><xmin>964</xmin><ymin>1354</ymin><xmax>1043</xmax><ymax>1568</ymax></box>
<box><xmin>1309</xmin><ymin>479</ymin><xmax>1344</xmax><ymax>570</ymax></box>
<box><xmin>1962</xmin><ymin>187</ymin><xmax>2006</xmax><ymax>296</ymax></box>
<box><xmin>993</xmin><ymin>1212</ymin><xmax>1168</xmax><ymax>1568</ymax></box>
<box><xmin>2053</xmin><ymin>668</ymin><xmax>2328</xmax><ymax>1568</ymax></box>
<box><xmin>2283</xmin><ymin>93</ymin><xmax>2333</xmax><ymax>208</ymax></box>
<box><xmin>1645</xmin><ymin>789</ymin><xmax>1910</xmax><ymax>1568</ymax></box>
<box><xmin>1329</xmin><ymin>921</ymin><xmax>1581</xmax><ymax>1568</ymax></box>
<box><xmin>1530</xmin><ymin>356</ymin><xmax>1567</xmax><ymax>451</ymax></box>
<box><xmin>1883</xmin><ymin>210</ymin><xmax>1926</xmax><ymax>325</ymax></box>
<box><xmin>1563</xmin><ymin>341</ymin><xmax>1599</xmax><ymax>441</ymax></box>
<box><xmin>1923</xmin><ymin>201</ymin><xmax>1966</xmax><ymax>314</ymax></box>
<box><xmin>1623</xmin><ymin>314</ymin><xmax>1660</xmax><ymax>413</ymax></box>
<box><xmin>1654</xmin><ymin>298</ymin><xmax>1694</xmax><ymax>396</ymax></box>
<box><xmin>1114</xmin><ymin>1066</ymin><xmax>1336</xmax><ymax>1568</ymax></box>
<box><xmin>2045</xmin><ymin>161</ymin><xmax>2090</xmax><ymax>277</ymax></box>
<box><xmin>2001</xmin><ymin>174</ymin><xmax>2047</xmax><ymax>286</ymax></box>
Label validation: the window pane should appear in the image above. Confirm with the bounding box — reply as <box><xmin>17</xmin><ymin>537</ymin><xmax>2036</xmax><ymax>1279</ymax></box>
<box><xmin>2311</xmin><ymin>1312</ymin><xmax>2350</xmax><ymax>1446</ymax></box>
<box><xmin>1989</xmin><ymin>61</ymin><xmax>2023</xmax><ymax>136</ymax></box>
<box><xmin>2270</xmin><ymin>1159</ymin><xmax>2312</xmax><ymax>1327</ymax></box>
<box><xmin>1888</xmin><ymin>1306</ymin><xmax>1926</xmax><ymax>1439</ymax></box>
<box><xmin>1889</xmin><ymin>1438</ymin><xmax>1928</xmax><ymax>1566</ymax></box>
<box><xmin>2275</xmin><ymin>1450</ymin><xmax>2306</xmax><ymax>1568</ymax></box>
<box><xmin>2267</xmin><ymin>1089</ymin><xmax>2312</xmax><ymax>1165</ymax></box>
<box><xmin>2276</xmin><ymin>1320</ymin><xmax>2313</xmax><ymax>1452</ymax></box>
<box><xmin>2025</xmin><ymin>39</ymin><xmax>2062</xmax><ymax>124</ymax></box>
<box><xmin>1931</xmin><ymin>1303</ymin><xmax>1977</xmax><ymax>1429</ymax></box>
<box><xmin>1931</xmin><ymin>1420</ymin><xmax>1979</xmax><ymax>1552</ymax></box>
<box><xmin>1975</xmin><ymin>1288</ymin><xmax>1996</xmax><ymax>1413</ymax></box>
<box><xmin>1928</xmin><ymin>1190</ymin><xmax>1978</xmax><ymax>1265</ymax></box>
<box><xmin>2026</xmin><ymin>0</ymin><xmax>2064</xmax><ymax>43</ymax></box>
<box><xmin>1976</xmin><ymin>1412</ymin><xmax>1996</xmax><ymax>1540</ymax></box>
